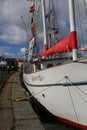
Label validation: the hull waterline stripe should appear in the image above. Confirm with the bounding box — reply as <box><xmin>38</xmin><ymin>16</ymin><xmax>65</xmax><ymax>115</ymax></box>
<box><xmin>24</xmin><ymin>80</ymin><xmax>87</xmax><ymax>87</ymax></box>
<box><xmin>56</xmin><ymin>116</ymin><xmax>87</xmax><ymax>130</ymax></box>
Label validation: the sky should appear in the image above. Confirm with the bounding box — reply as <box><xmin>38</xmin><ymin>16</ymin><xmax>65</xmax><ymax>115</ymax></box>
<box><xmin>0</xmin><ymin>0</ymin><xmax>87</xmax><ymax>59</ymax></box>
<box><xmin>0</xmin><ymin>0</ymin><xmax>30</xmax><ymax>59</ymax></box>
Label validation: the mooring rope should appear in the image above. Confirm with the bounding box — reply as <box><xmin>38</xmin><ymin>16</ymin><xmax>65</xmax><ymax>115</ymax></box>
<box><xmin>24</xmin><ymin>75</ymin><xmax>87</xmax><ymax>123</ymax></box>
<box><xmin>24</xmin><ymin>77</ymin><xmax>65</xmax><ymax>98</ymax></box>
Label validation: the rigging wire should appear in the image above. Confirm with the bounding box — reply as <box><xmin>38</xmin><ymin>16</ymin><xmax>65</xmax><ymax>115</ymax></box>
<box><xmin>35</xmin><ymin>0</ymin><xmax>44</xmax><ymax>52</ymax></box>
<box><xmin>47</xmin><ymin>0</ymin><xmax>59</xmax><ymax>48</ymax></box>
<box><xmin>65</xmin><ymin>76</ymin><xmax>87</xmax><ymax>123</ymax></box>
<box><xmin>58</xmin><ymin>0</ymin><xmax>69</xmax><ymax>40</ymax></box>
<box><xmin>20</xmin><ymin>16</ymin><xmax>29</xmax><ymax>41</ymax></box>
<box><xmin>65</xmin><ymin>77</ymin><xmax>79</xmax><ymax>123</ymax></box>
<box><xmin>72</xmin><ymin>86</ymin><xmax>87</xmax><ymax>103</ymax></box>
<box><xmin>76</xmin><ymin>0</ymin><xmax>84</xmax><ymax>47</ymax></box>
<box><xmin>65</xmin><ymin>76</ymin><xmax>87</xmax><ymax>105</ymax></box>
<box><xmin>36</xmin><ymin>0</ymin><xmax>43</xmax><ymax>36</ymax></box>
<box><xmin>68</xmin><ymin>86</ymin><xmax>79</xmax><ymax>123</ymax></box>
<box><xmin>83</xmin><ymin>0</ymin><xmax>87</xmax><ymax>17</ymax></box>
<box><xmin>66</xmin><ymin>77</ymin><xmax>87</xmax><ymax>98</ymax></box>
<box><xmin>25</xmin><ymin>73</ymin><xmax>87</xmax><ymax>123</ymax></box>
<box><xmin>74</xmin><ymin>0</ymin><xmax>81</xmax><ymax>48</ymax></box>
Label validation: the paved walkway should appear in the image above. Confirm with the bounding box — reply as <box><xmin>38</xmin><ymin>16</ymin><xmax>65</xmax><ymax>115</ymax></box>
<box><xmin>0</xmin><ymin>72</ymin><xmax>44</xmax><ymax>130</ymax></box>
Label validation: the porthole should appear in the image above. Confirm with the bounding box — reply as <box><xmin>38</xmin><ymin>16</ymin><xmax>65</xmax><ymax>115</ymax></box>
<box><xmin>42</xmin><ymin>93</ymin><xmax>45</xmax><ymax>98</ymax></box>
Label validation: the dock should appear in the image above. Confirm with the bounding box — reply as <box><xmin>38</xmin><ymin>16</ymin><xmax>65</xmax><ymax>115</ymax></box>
<box><xmin>0</xmin><ymin>72</ymin><xmax>45</xmax><ymax>130</ymax></box>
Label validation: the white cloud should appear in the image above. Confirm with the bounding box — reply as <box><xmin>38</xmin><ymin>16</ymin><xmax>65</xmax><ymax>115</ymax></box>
<box><xmin>4</xmin><ymin>52</ymin><xmax>15</xmax><ymax>58</ymax></box>
<box><xmin>0</xmin><ymin>46</ymin><xmax>15</xmax><ymax>58</ymax></box>
<box><xmin>20</xmin><ymin>47</ymin><xmax>26</xmax><ymax>54</ymax></box>
<box><xmin>0</xmin><ymin>0</ymin><xmax>87</xmax><ymax>54</ymax></box>
<box><xmin>0</xmin><ymin>0</ymin><xmax>30</xmax><ymax>44</ymax></box>
<box><xmin>0</xmin><ymin>25</ymin><xmax>27</xmax><ymax>44</ymax></box>
<box><xmin>0</xmin><ymin>46</ymin><xmax>10</xmax><ymax>51</ymax></box>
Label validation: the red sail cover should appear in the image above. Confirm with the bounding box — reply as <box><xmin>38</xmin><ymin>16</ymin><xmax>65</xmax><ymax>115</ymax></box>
<box><xmin>84</xmin><ymin>48</ymin><xmax>87</xmax><ymax>51</ymax></box>
<box><xmin>37</xmin><ymin>31</ymin><xmax>77</xmax><ymax>57</ymax></box>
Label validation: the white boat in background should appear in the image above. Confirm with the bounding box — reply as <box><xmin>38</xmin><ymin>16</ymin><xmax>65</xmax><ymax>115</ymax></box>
<box><xmin>23</xmin><ymin>0</ymin><xmax>87</xmax><ymax>129</ymax></box>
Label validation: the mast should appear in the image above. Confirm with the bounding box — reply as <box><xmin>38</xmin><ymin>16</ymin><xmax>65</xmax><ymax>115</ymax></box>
<box><xmin>47</xmin><ymin>0</ymin><xmax>58</xmax><ymax>48</ymax></box>
<box><xmin>41</xmin><ymin>0</ymin><xmax>47</xmax><ymax>53</ymax></box>
<box><xmin>68</xmin><ymin>0</ymin><xmax>78</xmax><ymax>61</ymax></box>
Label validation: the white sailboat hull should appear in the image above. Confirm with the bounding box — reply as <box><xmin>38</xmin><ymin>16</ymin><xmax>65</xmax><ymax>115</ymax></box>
<box><xmin>23</xmin><ymin>61</ymin><xmax>87</xmax><ymax>129</ymax></box>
